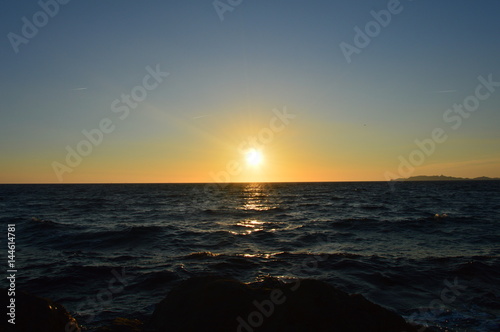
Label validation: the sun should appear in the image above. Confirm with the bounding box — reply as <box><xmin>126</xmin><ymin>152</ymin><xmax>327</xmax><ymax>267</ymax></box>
<box><xmin>245</xmin><ymin>149</ymin><xmax>263</xmax><ymax>166</ymax></box>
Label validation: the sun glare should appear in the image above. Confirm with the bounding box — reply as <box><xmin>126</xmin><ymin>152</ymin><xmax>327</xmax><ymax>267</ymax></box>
<box><xmin>245</xmin><ymin>149</ymin><xmax>263</xmax><ymax>166</ymax></box>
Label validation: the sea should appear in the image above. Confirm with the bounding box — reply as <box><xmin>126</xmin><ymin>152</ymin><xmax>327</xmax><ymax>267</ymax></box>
<box><xmin>0</xmin><ymin>181</ymin><xmax>499</xmax><ymax>331</ymax></box>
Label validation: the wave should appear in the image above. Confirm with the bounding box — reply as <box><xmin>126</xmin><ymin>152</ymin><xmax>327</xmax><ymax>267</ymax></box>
<box><xmin>203</xmin><ymin>206</ymin><xmax>289</xmax><ymax>216</ymax></box>
<box><xmin>185</xmin><ymin>251</ymin><xmax>220</xmax><ymax>259</ymax></box>
<box><xmin>30</xmin><ymin>217</ymin><xmax>59</xmax><ymax>226</ymax></box>
<box><xmin>360</xmin><ymin>204</ymin><xmax>388</xmax><ymax>210</ymax></box>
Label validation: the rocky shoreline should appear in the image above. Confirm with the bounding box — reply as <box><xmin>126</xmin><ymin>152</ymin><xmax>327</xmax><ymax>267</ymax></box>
<box><xmin>2</xmin><ymin>276</ymin><xmax>423</xmax><ymax>332</ymax></box>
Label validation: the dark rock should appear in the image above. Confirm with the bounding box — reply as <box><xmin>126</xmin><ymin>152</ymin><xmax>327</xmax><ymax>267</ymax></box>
<box><xmin>146</xmin><ymin>276</ymin><xmax>418</xmax><ymax>332</ymax></box>
<box><xmin>1</xmin><ymin>288</ymin><xmax>80</xmax><ymax>332</ymax></box>
<box><xmin>96</xmin><ymin>317</ymin><xmax>144</xmax><ymax>332</ymax></box>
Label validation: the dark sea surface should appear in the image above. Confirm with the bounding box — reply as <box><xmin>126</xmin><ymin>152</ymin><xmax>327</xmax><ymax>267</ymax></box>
<box><xmin>0</xmin><ymin>181</ymin><xmax>499</xmax><ymax>331</ymax></box>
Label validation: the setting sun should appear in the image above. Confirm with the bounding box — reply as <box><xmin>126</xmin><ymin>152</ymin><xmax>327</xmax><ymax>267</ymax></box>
<box><xmin>245</xmin><ymin>149</ymin><xmax>263</xmax><ymax>167</ymax></box>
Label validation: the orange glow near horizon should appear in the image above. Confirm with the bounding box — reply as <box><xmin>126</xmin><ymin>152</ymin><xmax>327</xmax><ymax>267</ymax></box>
<box><xmin>1</xmin><ymin>105</ymin><xmax>500</xmax><ymax>184</ymax></box>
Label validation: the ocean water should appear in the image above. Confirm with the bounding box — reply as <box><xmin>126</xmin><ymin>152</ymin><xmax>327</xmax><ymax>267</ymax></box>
<box><xmin>0</xmin><ymin>182</ymin><xmax>499</xmax><ymax>331</ymax></box>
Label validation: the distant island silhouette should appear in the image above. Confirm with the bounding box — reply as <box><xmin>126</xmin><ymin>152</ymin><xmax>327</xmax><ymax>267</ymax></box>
<box><xmin>391</xmin><ymin>175</ymin><xmax>500</xmax><ymax>181</ymax></box>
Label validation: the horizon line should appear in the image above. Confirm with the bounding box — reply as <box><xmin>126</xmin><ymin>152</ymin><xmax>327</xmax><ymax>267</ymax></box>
<box><xmin>1</xmin><ymin>178</ymin><xmax>499</xmax><ymax>185</ymax></box>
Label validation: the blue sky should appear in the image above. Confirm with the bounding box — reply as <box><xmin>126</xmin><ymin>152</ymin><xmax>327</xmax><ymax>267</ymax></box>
<box><xmin>1</xmin><ymin>0</ymin><xmax>499</xmax><ymax>183</ymax></box>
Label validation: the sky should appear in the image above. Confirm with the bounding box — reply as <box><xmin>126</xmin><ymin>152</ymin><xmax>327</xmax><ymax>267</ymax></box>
<box><xmin>1</xmin><ymin>0</ymin><xmax>499</xmax><ymax>183</ymax></box>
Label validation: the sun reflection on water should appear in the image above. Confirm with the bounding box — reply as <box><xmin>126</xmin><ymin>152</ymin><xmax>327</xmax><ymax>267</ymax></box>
<box><xmin>239</xmin><ymin>183</ymin><xmax>282</xmax><ymax>211</ymax></box>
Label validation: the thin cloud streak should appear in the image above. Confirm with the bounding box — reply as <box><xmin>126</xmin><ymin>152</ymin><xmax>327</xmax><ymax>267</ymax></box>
<box><xmin>432</xmin><ymin>89</ymin><xmax>457</xmax><ymax>94</ymax></box>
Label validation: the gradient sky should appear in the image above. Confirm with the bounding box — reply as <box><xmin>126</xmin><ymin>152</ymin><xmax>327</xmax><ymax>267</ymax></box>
<box><xmin>1</xmin><ymin>0</ymin><xmax>499</xmax><ymax>183</ymax></box>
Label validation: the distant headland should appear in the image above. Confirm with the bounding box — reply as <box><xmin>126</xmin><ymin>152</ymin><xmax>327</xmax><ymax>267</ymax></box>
<box><xmin>391</xmin><ymin>175</ymin><xmax>500</xmax><ymax>181</ymax></box>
